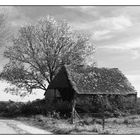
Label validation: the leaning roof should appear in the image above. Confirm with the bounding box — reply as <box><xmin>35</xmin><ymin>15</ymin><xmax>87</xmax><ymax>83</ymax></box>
<box><xmin>48</xmin><ymin>65</ymin><xmax>137</xmax><ymax>95</ymax></box>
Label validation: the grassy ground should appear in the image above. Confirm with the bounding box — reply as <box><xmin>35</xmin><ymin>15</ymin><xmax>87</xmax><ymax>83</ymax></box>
<box><xmin>14</xmin><ymin>114</ymin><xmax>140</xmax><ymax>134</ymax></box>
<box><xmin>15</xmin><ymin>115</ymin><xmax>105</xmax><ymax>134</ymax></box>
<box><xmin>105</xmin><ymin>115</ymin><xmax>140</xmax><ymax>134</ymax></box>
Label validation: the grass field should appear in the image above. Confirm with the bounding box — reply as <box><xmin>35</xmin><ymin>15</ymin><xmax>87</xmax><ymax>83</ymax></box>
<box><xmin>14</xmin><ymin>114</ymin><xmax>140</xmax><ymax>134</ymax></box>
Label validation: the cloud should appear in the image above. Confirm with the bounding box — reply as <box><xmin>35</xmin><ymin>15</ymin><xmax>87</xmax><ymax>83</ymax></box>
<box><xmin>0</xmin><ymin>6</ymin><xmax>32</xmax><ymax>28</ymax></box>
<box><xmin>131</xmin><ymin>50</ymin><xmax>140</xmax><ymax>59</ymax></box>
<box><xmin>71</xmin><ymin>15</ymin><xmax>132</xmax><ymax>43</ymax></box>
<box><xmin>126</xmin><ymin>74</ymin><xmax>140</xmax><ymax>96</ymax></box>
<box><xmin>63</xmin><ymin>6</ymin><xmax>96</xmax><ymax>13</ymax></box>
<box><xmin>0</xmin><ymin>6</ymin><xmax>133</xmax><ymax>41</ymax></box>
<box><xmin>63</xmin><ymin>6</ymin><xmax>123</xmax><ymax>19</ymax></box>
<box><xmin>94</xmin><ymin>30</ymin><xmax>112</xmax><ymax>41</ymax></box>
<box><xmin>96</xmin><ymin>16</ymin><xmax>132</xmax><ymax>30</ymax></box>
<box><xmin>100</xmin><ymin>38</ymin><xmax>140</xmax><ymax>50</ymax></box>
<box><xmin>98</xmin><ymin>37</ymin><xmax>140</xmax><ymax>60</ymax></box>
<box><xmin>73</xmin><ymin>16</ymin><xmax>132</xmax><ymax>30</ymax></box>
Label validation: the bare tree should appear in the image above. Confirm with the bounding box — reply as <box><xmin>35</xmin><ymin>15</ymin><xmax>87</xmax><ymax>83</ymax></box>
<box><xmin>1</xmin><ymin>16</ymin><xmax>95</xmax><ymax>95</ymax></box>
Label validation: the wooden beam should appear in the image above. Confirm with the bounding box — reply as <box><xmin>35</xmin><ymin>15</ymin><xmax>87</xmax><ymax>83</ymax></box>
<box><xmin>135</xmin><ymin>94</ymin><xmax>137</xmax><ymax>114</ymax></box>
<box><xmin>71</xmin><ymin>93</ymin><xmax>76</xmax><ymax>124</ymax></box>
<box><xmin>100</xmin><ymin>95</ymin><xmax>105</xmax><ymax>130</ymax></box>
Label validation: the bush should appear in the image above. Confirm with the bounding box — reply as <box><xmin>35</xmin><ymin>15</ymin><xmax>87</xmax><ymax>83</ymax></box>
<box><xmin>0</xmin><ymin>101</ymin><xmax>23</xmax><ymax>117</ymax></box>
<box><xmin>0</xmin><ymin>99</ymin><xmax>48</xmax><ymax>117</ymax></box>
<box><xmin>99</xmin><ymin>129</ymin><xmax>110</xmax><ymax>134</ymax></box>
<box><xmin>123</xmin><ymin>119</ymin><xmax>130</xmax><ymax>125</ymax></box>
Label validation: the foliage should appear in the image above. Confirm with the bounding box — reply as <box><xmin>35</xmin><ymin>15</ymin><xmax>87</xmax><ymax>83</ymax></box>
<box><xmin>4</xmin><ymin>83</ymin><xmax>31</xmax><ymax>97</ymax></box>
<box><xmin>136</xmin><ymin>97</ymin><xmax>140</xmax><ymax>114</ymax></box>
<box><xmin>20</xmin><ymin>100</ymin><xmax>47</xmax><ymax>116</ymax></box>
<box><xmin>0</xmin><ymin>96</ymin><xmax>136</xmax><ymax>118</ymax></box>
<box><xmin>75</xmin><ymin>94</ymin><xmax>136</xmax><ymax>118</ymax></box>
<box><xmin>0</xmin><ymin>99</ymin><xmax>46</xmax><ymax>117</ymax></box>
<box><xmin>1</xmin><ymin>15</ymin><xmax>95</xmax><ymax>95</ymax></box>
<box><xmin>0</xmin><ymin>101</ymin><xmax>23</xmax><ymax>117</ymax></box>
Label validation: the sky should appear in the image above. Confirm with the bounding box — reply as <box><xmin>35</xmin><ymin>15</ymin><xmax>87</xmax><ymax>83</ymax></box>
<box><xmin>0</xmin><ymin>5</ymin><xmax>140</xmax><ymax>101</ymax></box>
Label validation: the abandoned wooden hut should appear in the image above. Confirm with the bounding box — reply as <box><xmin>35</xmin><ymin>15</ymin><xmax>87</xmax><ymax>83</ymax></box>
<box><xmin>45</xmin><ymin>65</ymin><xmax>137</xmax><ymax>115</ymax></box>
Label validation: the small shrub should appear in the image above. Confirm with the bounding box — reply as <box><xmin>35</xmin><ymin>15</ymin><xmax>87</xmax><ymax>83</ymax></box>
<box><xmin>128</xmin><ymin>115</ymin><xmax>138</xmax><ymax>120</ymax></box>
<box><xmin>92</xmin><ymin>128</ymin><xmax>98</xmax><ymax>133</ymax></box>
<box><xmin>51</xmin><ymin>111</ymin><xmax>61</xmax><ymax>119</ymax></box>
<box><xmin>95</xmin><ymin>119</ymin><xmax>102</xmax><ymax>124</ymax></box>
<box><xmin>113</xmin><ymin>119</ymin><xmax>118</xmax><ymax>124</ymax></box>
<box><xmin>35</xmin><ymin>115</ymin><xmax>47</xmax><ymax>122</ymax></box>
<box><xmin>99</xmin><ymin>129</ymin><xmax>110</xmax><ymax>134</ymax></box>
<box><xmin>53</xmin><ymin>129</ymin><xmax>71</xmax><ymax>134</ymax></box>
<box><xmin>123</xmin><ymin>119</ymin><xmax>131</xmax><ymax>125</ymax></box>
<box><xmin>81</xmin><ymin>117</ymin><xmax>96</xmax><ymax>125</ymax></box>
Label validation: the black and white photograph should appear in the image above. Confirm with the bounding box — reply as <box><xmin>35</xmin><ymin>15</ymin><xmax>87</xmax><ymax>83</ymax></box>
<box><xmin>0</xmin><ymin>5</ymin><xmax>140</xmax><ymax>135</ymax></box>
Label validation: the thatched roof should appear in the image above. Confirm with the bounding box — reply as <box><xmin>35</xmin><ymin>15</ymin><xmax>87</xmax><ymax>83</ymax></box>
<box><xmin>47</xmin><ymin>65</ymin><xmax>137</xmax><ymax>95</ymax></box>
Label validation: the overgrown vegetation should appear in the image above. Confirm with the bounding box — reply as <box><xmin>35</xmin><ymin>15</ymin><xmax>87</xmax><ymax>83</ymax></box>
<box><xmin>0</xmin><ymin>99</ymin><xmax>45</xmax><ymax>117</ymax></box>
<box><xmin>0</xmin><ymin>96</ymin><xmax>138</xmax><ymax>118</ymax></box>
<box><xmin>0</xmin><ymin>97</ymin><xmax>139</xmax><ymax>134</ymax></box>
<box><xmin>16</xmin><ymin>115</ymin><xmax>105</xmax><ymax>134</ymax></box>
<box><xmin>15</xmin><ymin>113</ymin><xmax>140</xmax><ymax>134</ymax></box>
